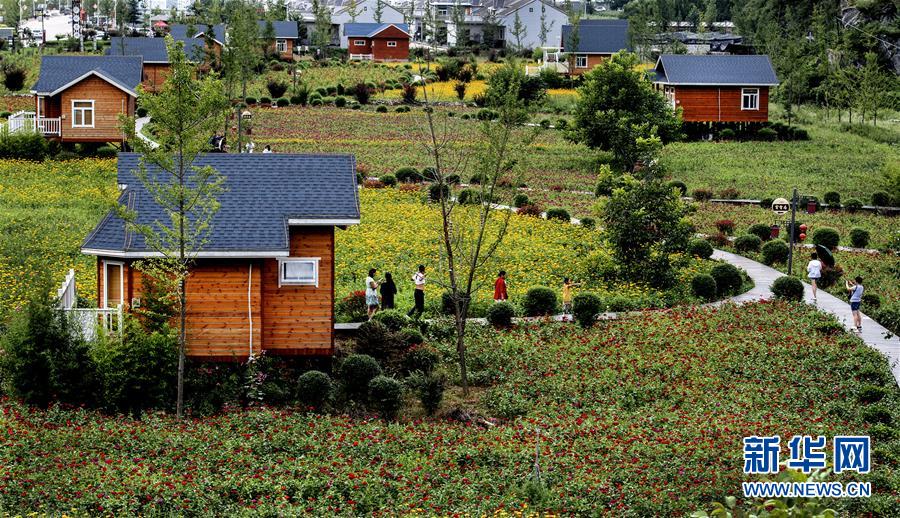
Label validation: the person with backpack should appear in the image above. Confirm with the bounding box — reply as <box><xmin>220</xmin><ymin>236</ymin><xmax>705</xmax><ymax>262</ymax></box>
<box><xmin>845</xmin><ymin>276</ymin><xmax>864</xmax><ymax>333</ymax></box>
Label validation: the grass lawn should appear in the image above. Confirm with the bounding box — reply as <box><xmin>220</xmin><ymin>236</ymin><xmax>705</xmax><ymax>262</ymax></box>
<box><xmin>1</xmin><ymin>303</ymin><xmax>897</xmax><ymax>515</ymax></box>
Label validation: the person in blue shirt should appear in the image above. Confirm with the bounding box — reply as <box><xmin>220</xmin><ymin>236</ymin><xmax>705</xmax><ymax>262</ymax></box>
<box><xmin>845</xmin><ymin>276</ymin><xmax>864</xmax><ymax>333</ymax></box>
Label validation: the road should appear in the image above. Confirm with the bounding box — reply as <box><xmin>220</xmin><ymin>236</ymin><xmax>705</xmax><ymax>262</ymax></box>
<box><xmin>22</xmin><ymin>14</ymin><xmax>74</xmax><ymax>41</ymax></box>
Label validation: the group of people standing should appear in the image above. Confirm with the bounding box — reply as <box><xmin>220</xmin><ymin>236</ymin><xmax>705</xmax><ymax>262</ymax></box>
<box><xmin>365</xmin><ymin>265</ymin><xmax>427</xmax><ymax>320</ymax></box>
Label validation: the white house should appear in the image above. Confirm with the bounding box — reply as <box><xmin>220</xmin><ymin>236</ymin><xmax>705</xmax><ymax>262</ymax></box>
<box><xmin>328</xmin><ymin>0</ymin><xmax>407</xmax><ymax>47</ymax></box>
<box><xmin>496</xmin><ymin>0</ymin><xmax>567</xmax><ymax>50</ymax></box>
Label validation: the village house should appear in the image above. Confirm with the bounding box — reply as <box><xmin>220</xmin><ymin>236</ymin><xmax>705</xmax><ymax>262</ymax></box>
<box><xmin>169</xmin><ymin>20</ymin><xmax>298</xmax><ymax>60</ymax></box>
<box><xmin>343</xmin><ymin>23</ymin><xmax>411</xmax><ymax>61</ymax></box>
<box><xmin>330</xmin><ymin>0</ymin><xmax>406</xmax><ymax>48</ymax></box>
<box><xmin>651</xmin><ymin>54</ymin><xmax>779</xmax><ymax>123</ymax></box>
<box><xmin>478</xmin><ymin>0</ymin><xmax>568</xmax><ymax>50</ymax></box>
<box><xmin>21</xmin><ymin>55</ymin><xmax>143</xmax><ymax>144</ymax></box>
<box><xmin>80</xmin><ymin>153</ymin><xmax>360</xmax><ymax>360</ymax></box>
<box><xmin>560</xmin><ymin>19</ymin><xmax>630</xmax><ymax>76</ymax></box>
<box><xmin>106</xmin><ymin>37</ymin><xmax>206</xmax><ymax>92</ymax></box>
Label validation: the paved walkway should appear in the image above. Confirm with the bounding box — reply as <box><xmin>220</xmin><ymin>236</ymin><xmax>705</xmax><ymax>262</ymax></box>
<box><xmin>134</xmin><ymin>117</ymin><xmax>159</xmax><ymax>149</ymax></box>
<box><xmin>712</xmin><ymin>249</ymin><xmax>900</xmax><ymax>386</ymax></box>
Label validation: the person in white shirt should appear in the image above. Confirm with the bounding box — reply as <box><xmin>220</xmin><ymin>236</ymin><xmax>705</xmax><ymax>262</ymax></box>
<box><xmin>845</xmin><ymin>276</ymin><xmax>864</xmax><ymax>333</ymax></box>
<box><xmin>407</xmin><ymin>265</ymin><xmax>426</xmax><ymax>318</ymax></box>
<box><xmin>365</xmin><ymin>268</ymin><xmax>381</xmax><ymax>319</ymax></box>
<box><xmin>262</xmin><ymin>145</ymin><xmax>272</xmax><ymax>153</ymax></box>
<box><xmin>806</xmin><ymin>252</ymin><xmax>822</xmax><ymax>301</ymax></box>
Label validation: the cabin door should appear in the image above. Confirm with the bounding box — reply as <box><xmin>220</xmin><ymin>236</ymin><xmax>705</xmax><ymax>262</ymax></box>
<box><xmin>103</xmin><ymin>261</ymin><xmax>124</xmax><ymax>308</ymax></box>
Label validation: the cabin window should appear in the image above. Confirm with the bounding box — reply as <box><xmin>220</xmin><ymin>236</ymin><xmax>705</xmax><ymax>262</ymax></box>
<box><xmin>103</xmin><ymin>261</ymin><xmax>124</xmax><ymax>309</ymax></box>
<box><xmin>437</xmin><ymin>7</ymin><xmax>448</xmax><ymax>16</ymax></box>
<box><xmin>742</xmin><ymin>88</ymin><xmax>759</xmax><ymax>110</ymax></box>
<box><xmin>575</xmin><ymin>55</ymin><xmax>588</xmax><ymax>68</ymax></box>
<box><xmin>278</xmin><ymin>258</ymin><xmax>319</xmax><ymax>287</ymax></box>
<box><xmin>71</xmin><ymin>100</ymin><xmax>94</xmax><ymax>128</ymax></box>
<box><xmin>664</xmin><ymin>86</ymin><xmax>676</xmax><ymax>108</ymax></box>
<box><xmin>529</xmin><ymin>7</ymin><xmax>534</xmax><ymax>12</ymax></box>
<box><xmin>276</xmin><ymin>39</ymin><xmax>287</xmax><ymax>52</ymax></box>
<box><xmin>387</xmin><ymin>41</ymin><xmax>397</xmax><ymax>47</ymax></box>
<box><xmin>354</xmin><ymin>40</ymin><xmax>366</xmax><ymax>46</ymax></box>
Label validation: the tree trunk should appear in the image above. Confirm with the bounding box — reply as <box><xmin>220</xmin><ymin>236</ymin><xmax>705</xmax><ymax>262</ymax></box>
<box><xmin>454</xmin><ymin>298</ymin><xmax>469</xmax><ymax>396</ymax></box>
<box><xmin>177</xmin><ymin>279</ymin><xmax>186</xmax><ymax>417</ymax></box>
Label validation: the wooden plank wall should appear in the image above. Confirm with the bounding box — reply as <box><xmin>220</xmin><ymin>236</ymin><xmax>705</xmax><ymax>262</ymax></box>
<box><xmin>142</xmin><ymin>63</ymin><xmax>171</xmax><ymax>93</ymax></box>
<box><xmin>60</xmin><ymin>76</ymin><xmax>132</xmax><ymax>142</ymax></box>
<box><xmin>675</xmin><ymin>85</ymin><xmax>770</xmax><ymax>123</ymax></box>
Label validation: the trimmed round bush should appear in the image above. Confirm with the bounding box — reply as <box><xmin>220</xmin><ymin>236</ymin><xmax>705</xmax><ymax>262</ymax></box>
<box><xmin>445</xmin><ymin>173</ymin><xmax>461</xmax><ymax>185</ymax></box>
<box><xmin>522</xmin><ymin>286</ymin><xmax>558</xmax><ymax>317</ymax></box>
<box><xmin>275</xmin><ymin>97</ymin><xmax>290</xmax><ymax>107</ymax></box>
<box><xmin>260</xmin><ymin>96</ymin><xmax>272</xmax><ymax>104</ymax></box>
<box><xmin>849</xmin><ymin>227</ymin><xmax>870</xmax><ymax>249</ymax></box>
<box><xmin>761</xmin><ymin>239</ymin><xmax>789</xmax><ymax>265</ymax></box>
<box><xmin>379</xmin><ymin>173</ymin><xmax>398</xmax><ymax>187</ymax></box>
<box><xmin>457</xmin><ymin>188</ymin><xmax>480</xmax><ymax>205</ymax></box>
<box><xmin>486</xmin><ymin>301</ymin><xmax>516</xmax><ymax>328</ymax></box>
<box><xmin>290</xmin><ymin>95</ymin><xmax>305</xmax><ymax>106</ymax></box>
<box><xmin>757</xmin><ymin>127</ymin><xmax>778</xmax><ymax>141</ymax></box>
<box><xmin>688</xmin><ymin>238</ymin><xmax>714</xmax><ymax>259</ymax></box>
<box><xmin>862</xmin><ymin>293</ymin><xmax>881</xmax><ymax>310</ymax></box>
<box><xmin>371</xmin><ymin>309</ymin><xmax>409</xmax><ymax>332</ymax></box>
<box><xmin>395</xmin><ymin>167</ymin><xmax>422</xmax><ymax>183</ymax></box>
<box><xmin>545</xmin><ymin>207</ymin><xmax>571</xmax><ymax>223</ymax></box>
<box><xmin>245</xmin><ymin>96</ymin><xmax>257</xmax><ymax>105</ymax></box>
<box><xmin>572</xmin><ymin>293</ymin><xmax>603</xmax><ymax>328</ymax></box>
<box><xmin>748</xmin><ymin>223</ymin><xmax>772</xmax><ymax>241</ymax></box>
<box><xmin>415</xmin><ymin>371</ymin><xmax>446</xmax><ymax>416</ymax></box>
<box><xmin>339</xmin><ymin>354</ymin><xmax>382</xmax><ymax>399</ymax></box>
<box><xmin>334</xmin><ymin>96</ymin><xmax>347</xmax><ymax>107</ymax></box>
<box><xmin>823</xmin><ymin>191</ymin><xmax>841</xmax><ymax>206</ymax></box>
<box><xmin>718</xmin><ymin>128</ymin><xmax>735</xmax><ymax>140</ymax></box>
<box><xmin>734</xmin><ymin>234</ymin><xmax>762</xmax><ymax>253</ymax></box>
<box><xmin>691</xmin><ymin>274</ymin><xmax>717</xmax><ymax>301</ymax></box>
<box><xmin>811</xmin><ymin>227</ymin><xmax>840</xmax><ymax>250</ymax></box>
<box><xmin>579</xmin><ymin>217</ymin><xmax>596</xmax><ymax>230</ymax></box>
<box><xmin>844</xmin><ymin>199</ymin><xmax>863</xmax><ymax>212</ymax></box>
<box><xmin>401</xmin><ymin>344</ymin><xmax>439</xmax><ymax>375</ymax></box>
<box><xmin>428</xmin><ymin>183</ymin><xmax>450</xmax><ymax>202</ymax></box>
<box><xmin>513</xmin><ymin>193</ymin><xmax>530</xmax><ymax>208</ymax></box>
<box><xmin>710</xmin><ymin>263</ymin><xmax>743</xmax><ymax>296</ymax></box>
<box><xmin>399</xmin><ymin>327</ymin><xmax>425</xmax><ymax>346</ymax></box>
<box><xmin>368</xmin><ymin>376</ymin><xmax>404</xmax><ymax>420</ymax></box>
<box><xmin>759</xmin><ymin>197</ymin><xmax>774</xmax><ymax>209</ymax></box>
<box><xmin>375</xmin><ymin>105</ymin><xmax>388</xmax><ymax>113</ymax></box>
<box><xmin>310</xmin><ymin>98</ymin><xmax>323</xmax><ymax>106</ymax></box>
<box><xmin>469</xmin><ymin>173</ymin><xmax>487</xmax><ymax>185</ymax></box>
<box><xmin>871</xmin><ymin>191</ymin><xmax>891</xmax><ymax>207</ymax></box>
<box><xmin>136</xmin><ymin>107</ymin><xmax>148</xmax><ymax>117</ymax></box>
<box><xmin>771</xmin><ymin>276</ymin><xmax>804</xmax><ymax>301</ymax></box>
<box><xmin>667</xmin><ymin>180</ymin><xmax>687</xmax><ymax>196</ymax></box>
<box><xmin>295</xmin><ymin>370</ymin><xmax>332</xmax><ymax>410</ymax></box>
<box><xmin>692</xmin><ymin>188</ymin><xmax>714</xmax><ymax>201</ymax></box>
<box><xmin>354</xmin><ymin>320</ymin><xmax>398</xmax><ymax>361</ymax></box>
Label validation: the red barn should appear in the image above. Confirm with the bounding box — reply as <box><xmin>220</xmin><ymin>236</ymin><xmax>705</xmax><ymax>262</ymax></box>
<box><xmin>343</xmin><ymin>23</ymin><xmax>410</xmax><ymax>62</ymax></box>
<box><xmin>652</xmin><ymin>55</ymin><xmax>779</xmax><ymax>123</ymax></box>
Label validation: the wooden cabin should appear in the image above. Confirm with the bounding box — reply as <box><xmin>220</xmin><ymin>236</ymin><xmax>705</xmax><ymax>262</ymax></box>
<box><xmin>169</xmin><ymin>24</ymin><xmax>225</xmax><ymax>59</ymax></box>
<box><xmin>560</xmin><ymin>19</ymin><xmax>629</xmax><ymax>76</ymax></box>
<box><xmin>81</xmin><ymin>153</ymin><xmax>361</xmax><ymax>360</ymax></box>
<box><xmin>343</xmin><ymin>23</ymin><xmax>410</xmax><ymax>62</ymax></box>
<box><xmin>651</xmin><ymin>55</ymin><xmax>779</xmax><ymax>123</ymax></box>
<box><xmin>106</xmin><ymin>37</ymin><xmax>206</xmax><ymax>92</ymax></box>
<box><xmin>259</xmin><ymin>21</ymin><xmax>299</xmax><ymax>60</ymax></box>
<box><xmin>28</xmin><ymin>56</ymin><xmax>142</xmax><ymax>144</ymax></box>
<box><xmin>170</xmin><ymin>21</ymin><xmax>298</xmax><ymax>61</ymax></box>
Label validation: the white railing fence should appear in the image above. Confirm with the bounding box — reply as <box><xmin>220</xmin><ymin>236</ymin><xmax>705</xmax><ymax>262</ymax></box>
<box><xmin>349</xmin><ymin>53</ymin><xmax>374</xmax><ymax>61</ymax></box>
<box><xmin>5</xmin><ymin>111</ymin><xmax>61</xmax><ymax>136</ymax></box>
<box><xmin>55</xmin><ymin>269</ymin><xmax>123</xmax><ymax>341</ymax></box>
<box><xmin>57</xmin><ymin>268</ymin><xmax>77</xmax><ymax>310</ymax></box>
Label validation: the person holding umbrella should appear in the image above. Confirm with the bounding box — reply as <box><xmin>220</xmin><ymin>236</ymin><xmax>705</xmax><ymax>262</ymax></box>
<box><xmin>806</xmin><ymin>252</ymin><xmax>822</xmax><ymax>302</ymax></box>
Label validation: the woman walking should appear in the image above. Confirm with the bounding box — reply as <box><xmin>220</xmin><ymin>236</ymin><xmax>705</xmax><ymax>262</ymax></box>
<box><xmin>366</xmin><ymin>268</ymin><xmax>381</xmax><ymax>319</ymax></box>
<box><xmin>845</xmin><ymin>276</ymin><xmax>864</xmax><ymax>333</ymax></box>
<box><xmin>806</xmin><ymin>252</ymin><xmax>822</xmax><ymax>302</ymax></box>
<box><xmin>380</xmin><ymin>272</ymin><xmax>398</xmax><ymax>309</ymax></box>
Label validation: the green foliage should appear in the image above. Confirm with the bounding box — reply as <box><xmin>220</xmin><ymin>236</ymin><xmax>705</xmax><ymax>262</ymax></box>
<box><xmin>371</xmin><ymin>309</ymin><xmax>410</xmax><ymax>332</ymax></box>
<box><xmin>457</xmin><ymin>188</ymin><xmax>480</xmax><ymax>205</ymax></box>
<box><xmin>688</xmin><ymin>238</ymin><xmax>714</xmax><ymax>259</ymax></box>
<box><xmin>667</xmin><ymin>180</ymin><xmax>687</xmax><ymax>196</ymax></box>
<box><xmin>378</xmin><ymin>173</ymin><xmax>397</xmax><ymax>187</ymax></box>
<box><xmin>757</xmin><ymin>127</ymin><xmax>778</xmax><ymax>141</ymax></box>
<box><xmin>513</xmin><ymin>193</ymin><xmax>530</xmax><ymax>208</ymax></box>
<box><xmin>275</xmin><ymin>97</ymin><xmax>290</xmax><ymax>107</ymax></box>
<box><xmin>1</xmin><ymin>58</ymin><xmax>28</xmax><ymax>91</ymax></box>
<box><xmin>394</xmin><ymin>167</ymin><xmax>422</xmax><ymax>183</ymax></box>
<box><xmin>484</xmin><ymin>60</ymin><xmax>546</xmax><ymax>109</ymax></box>
<box><xmin>849</xmin><ymin>227</ymin><xmax>870</xmax><ymax>248</ymax></box>
<box><xmin>545</xmin><ymin>207</ymin><xmax>571</xmax><ymax>222</ymax></box>
<box><xmin>692</xmin><ymin>188</ymin><xmax>713</xmax><ymax>201</ymax></box>
<box><xmin>339</xmin><ymin>354</ymin><xmax>383</xmax><ymax>400</ymax></box>
<box><xmin>572</xmin><ymin>292</ymin><xmax>603</xmax><ymax>328</ymax></box>
<box><xmin>334</xmin><ymin>96</ymin><xmax>347</xmax><ymax>107</ymax></box>
<box><xmin>368</xmin><ymin>375</ymin><xmax>404</xmax><ymax>420</ymax></box>
<box><xmin>823</xmin><ymin>191</ymin><xmax>841</xmax><ymax>205</ymax></box>
<box><xmin>811</xmin><ymin>227</ymin><xmax>840</xmax><ymax>249</ymax></box>
<box><xmin>295</xmin><ymin>370</ymin><xmax>333</xmax><ymax>410</ymax></box>
<box><xmin>412</xmin><ymin>370</ymin><xmax>445</xmax><ymax>415</ymax></box>
<box><xmin>871</xmin><ymin>191</ymin><xmax>891</xmax><ymax>207</ymax></box>
<box><xmin>844</xmin><ymin>198</ymin><xmax>863</xmax><ymax>212</ymax></box>
<box><xmin>375</xmin><ymin>105</ymin><xmax>388</xmax><ymax>113</ymax></box>
<box><xmin>522</xmin><ymin>286</ymin><xmax>558</xmax><ymax>316</ymax></box>
<box><xmin>761</xmin><ymin>239</ymin><xmax>789</xmax><ymax>265</ymax></box>
<box><xmin>772</xmin><ymin>276</ymin><xmax>804</xmax><ymax>301</ymax></box>
<box><xmin>580</xmin><ymin>217</ymin><xmax>596</xmax><ymax>229</ymax></box>
<box><xmin>691</xmin><ymin>274</ymin><xmax>717</xmax><ymax>301</ymax></box>
<box><xmin>266</xmin><ymin>78</ymin><xmax>289</xmax><ymax>98</ymax></box>
<box><xmin>355</xmin><ymin>320</ymin><xmax>405</xmax><ymax>361</ymax></box>
<box><xmin>603</xmin><ymin>180</ymin><xmax>693</xmax><ymax>288</ymax></box>
<box><xmin>748</xmin><ymin>223</ymin><xmax>773</xmax><ymax>241</ymax></box>
<box><xmin>398</xmin><ymin>328</ymin><xmax>425</xmax><ymax>346</ymax></box>
<box><xmin>401</xmin><ymin>344</ymin><xmax>440</xmax><ymax>375</ymax></box>
<box><xmin>710</xmin><ymin>263</ymin><xmax>743</xmax><ymax>296</ymax></box>
<box><xmin>734</xmin><ymin>234</ymin><xmax>762</xmax><ymax>253</ymax></box>
<box><xmin>428</xmin><ymin>182</ymin><xmax>450</xmax><ymax>202</ymax></box>
<box><xmin>486</xmin><ymin>301</ymin><xmax>516</xmax><ymax>327</ymax></box>
<box><xmin>0</xmin><ymin>129</ymin><xmax>50</xmax><ymax>160</ymax></box>
<box><xmin>570</xmin><ymin>52</ymin><xmax>681</xmax><ymax>171</ymax></box>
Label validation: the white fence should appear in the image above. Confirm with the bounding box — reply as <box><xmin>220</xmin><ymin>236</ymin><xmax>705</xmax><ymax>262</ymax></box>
<box><xmin>5</xmin><ymin>111</ymin><xmax>61</xmax><ymax>136</ymax></box>
<box><xmin>55</xmin><ymin>269</ymin><xmax>123</xmax><ymax>341</ymax></box>
<box><xmin>57</xmin><ymin>268</ymin><xmax>77</xmax><ymax>310</ymax></box>
<box><xmin>349</xmin><ymin>53</ymin><xmax>374</xmax><ymax>61</ymax></box>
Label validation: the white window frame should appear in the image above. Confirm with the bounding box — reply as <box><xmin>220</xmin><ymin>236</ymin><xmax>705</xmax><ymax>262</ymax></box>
<box><xmin>575</xmin><ymin>55</ymin><xmax>588</xmax><ymax>68</ymax></box>
<box><xmin>278</xmin><ymin>257</ymin><xmax>320</xmax><ymax>287</ymax></box>
<box><xmin>664</xmin><ymin>85</ymin><xmax>676</xmax><ymax>108</ymax></box>
<box><xmin>71</xmin><ymin>99</ymin><xmax>95</xmax><ymax>128</ymax></box>
<box><xmin>437</xmin><ymin>7</ymin><xmax>448</xmax><ymax>16</ymax></box>
<box><xmin>742</xmin><ymin>88</ymin><xmax>759</xmax><ymax>111</ymax></box>
<box><xmin>276</xmin><ymin>39</ymin><xmax>287</xmax><ymax>52</ymax></box>
<box><xmin>103</xmin><ymin>260</ymin><xmax>124</xmax><ymax>309</ymax></box>
<box><xmin>353</xmin><ymin>39</ymin><xmax>366</xmax><ymax>46</ymax></box>
<box><xmin>387</xmin><ymin>40</ymin><xmax>397</xmax><ymax>47</ymax></box>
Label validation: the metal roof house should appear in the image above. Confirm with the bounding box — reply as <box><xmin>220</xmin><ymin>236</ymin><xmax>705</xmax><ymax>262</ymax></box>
<box><xmin>82</xmin><ymin>153</ymin><xmax>361</xmax><ymax>359</ymax></box>
<box><xmin>342</xmin><ymin>23</ymin><xmax>411</xmax><ymax>61</ymax></box>
<box><xmin>559</xmin><ymin>19</ymin><xmax>630</xmax><ymax>75</ymax></box>
<box><xmin>106</xmin><ymin>37</ymin><xmax>206</xmax><ymax>91</ymax></box>
<box><xmin>169</xmin><ymin>21</ymin><xmax>299</xmax><ymax>59</ymax></box>
<box><xmin>20</xmin><ymin>55</ymin><xmax>143</xmax><ymax>143</ymax></box>
<box><xmin>651</xmin><ymin>54</ymin><xmax>779</xmax><ymax>123</ymax></box>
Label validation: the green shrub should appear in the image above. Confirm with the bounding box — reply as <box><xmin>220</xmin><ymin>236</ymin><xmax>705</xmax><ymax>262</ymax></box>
<box><xmin>844</xmin><ymin>199</ymin><xmax>863</xmax><ymax>212</ymax></box>
<box><xmin>771</xmin><ymin>276</ymin><xmax>804</xmax><ymax>301</ymax></box>
<box><xmin>748</xmin><ymin>223</ymin><xmax>772</xmax><ymax>241</ymax></box>
<box><xmin>0</xmin><ymin>111</ymin><xmax>10</xmax><ymax>118</ymax></box>
<box><xmin>457</xmin><ymin>188</ymin><xmax>480</xmax><ymax>204</ymax></box>
<box><xmin>428</xmin><ymin>182</ymin><xmax>449</xmax><ymax>202</ymax></box>
<box><xmin>545</xmin><ymin>207</ymin><xmax>571</xmax><ymax>222</ymax></box>
<box><xmin>266</xmin><ymin>78</ymin><xmax>289</xmax><ymax>98</ymax></box>
<box><xmin>334</xmin><ymin>96</ymin><xmax>347</xmax><ymax>107</ymax></box>
<box><xmin>718</xmin><ymin>128</ymin><xmax>735</xmax><ymax>140</ymax></box>
<box><xmin>371</xmin><ymin>309</ymin><xmax>409</xmax><ymax>332</ymax></box>
<box><xmin>355</xmin><ymin>320</ymin><xmax>405</xmax><ymax>361</ymax></box>
<box><xmin>395</xmin><ymin>167</ymin><xmax>422</xmax><ymax>183</ymax></box>
<box><xmin>414</xmin><ymin>371</ymin><xmax>445</xmax><ymax>415</ymax></box>
<box><xmin>811</xmin><ymin>227</ymin><xmax>840</xmax><ymax>249</ymax></box>
<box><xmin>295</xmin><ymin>370</ymin><xmax>332</xmax><ymax>410</ymax></box>
<box><xmin>398</xmin><ymin>327</ymin><xmax>425</xmax><ymax>346</ymax></box>
<box><xmin>761</xmin><ymin>239</ymin><xmax>789</xmax><ymax>265</ymax></box>
<box><xmin>849</xmin><ymin>227</ymin><xmax>870</xmax><ymax>248</ymax></box>
<box><xmin>375</xmin><ymin>105</ymin><xmax>388</xmax><ymax>113</ymax></box>
<box><xmin>710</xmin><ymin>263</ymin><xmax>743</xmax><ymax>295</ymax></box>
<box><xmin>556</xmin><ymin>118</ymin><xmax>568</xmax><ymax>130</ymax></box>
<box><xmin>379</xmin><ymin>173</ymin><xmax>397</xmax><ymax>187</ymax></box>
<box><xmin>275</xmin><ymin>97</ymin><xmax>290</xmax><ymax>107</ymax></box>
<box><xmin>871</xmin><ymin>191</ymin><xmax>891</xmax><ymax>207</ymax></box>
<box><xmin>579</xmin><ymin>217</ymin><xmax>596</xmax><ymax>229</ymax></box>
<box><xmin>486</xmin><ymin>301</ymin><xmax>516</xmax><ymax>327</ymax></box>
<box><xmin>857</xmin><ymin>384</ymin><xmax>888</xmax><ymax>404</ymax></box>
<box><xmin>476</xmin><ymin>108</ymin><xmax>497</xmax><ymax>120</ymax></box>
<box><xmin>0</xmin><ymin>130</ymin><xmax>50</xmax><ymax>160</ymax></box>
<box><xmin>95</xmin><ymin>145</ymin><xmax>118</xmax><ymax>158</ymax></box>
<box><xmin>513</xmin><ymin>193</ymin><xmax>530</xmax><ymax>208</ymax></box>
<box><xmin>290</xmin><ymin>92</ymin><xmax>308</xmax><ymax>106</ymax></box>
<box><xmin>401</xmin><ymin>344</ymin><xmax>440</xmax><ymax>375</ymax></box>
<box><xmin>692</xmin><ymin>188</ymin><xmax>713</xmax><ymax>201</ymax></box>
<box><xmin>823</xmin><ymin>191</ymin><xmax>841</xmax><ymax>206</ymax></box>
<box><xmin>874</xmin><ymin>303</ymin><xmax>900</xmax><ymax>336</ymax></box>
<box><xmin>688</xmin><ymin>238</ymin><xmax>714</xmax><ymax>259</ymax></box>
<box><xmin>260</xmin><ymin>96</ymin><xmax>272</xmax><ymax>104</ymax></box>
<box><xmin>339</xmin><ymin>354</ymin><xmax>382</xmax><ymax>399</ymax></box>
<box><xmin>395</xmin><ymin>105</ymin><xmax>410</xmax><ymax>113</ymax></box>
<box><xmin>757</xmin><ymin>127</ymin><xmax>778</xmax><ymax>141</ymax></box>
<box><xmin>759</xmin><ymin>197</ymin><xmax>774</xmax><ymax>209</ymax></box>
<box><xmin>691</xmin><ymin>274</ymin><xmax>718</xmax><ymax>301</ymax></box>
<box><xmin>136</xmin><ymin>107</ymin><xmax>148</xmax><ymax>117</ymax></box>
<box><xmin>310</xmin><ymin>98</ymin><xmax>323</xmax><ymax>106</ymax></box>
<box><xmin>469</xmin><ymin>172</ymin><xmax>486</xmax><ymax>185</ymax></box>
<box><xmin>368</xmin><ymin>376</ymin><xmax>404</xmax><ymax>420</ymax></box>
<box><xmin>667</xmin><ymin>180</ymin><xmax>687</xmax><ymax>196</ymax></box>
<box><xmin>734</xmin><ymin>234</ymin><xmax>762</xmax><ymax>253</ymax></box>
<box><xmin>244</xmin><ymin>96</ymin><xmax>257</xmax><ymax>105</ymax></box>
<box><xmin>861</xmin><ymin>404</ymin><xmax>892</xmax><ymax>425</ymax></box>
<box><xmin>572</xmin><ymin>293</ymin><xmax>603</xmax><ymax>328</ymax></box>
<box><xmin>861</xmin><ymin>293</ymin><xmax>881</xmax><ymax>310</ymax></box>
<box><xmin>522</xmin><ymin>286</ymin><xmax>558</xmax><ymax>316</ymax></box>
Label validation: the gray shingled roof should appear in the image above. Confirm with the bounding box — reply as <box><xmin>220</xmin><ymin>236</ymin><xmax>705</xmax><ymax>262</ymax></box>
<box><xmin>343</xmin><ymin>23</ymin><xmax>410</xmax><ymax>37</ymax></box>
<box><xmin>654</xmin><ymin>54</ymin><xmax>779</xmax><ymax>85</ymax></box>
<box><xmin>82</xmin><ymin>153</ymin><xmax>361</xmax><ymax>256</ymax></box>
<box><xmin>168</xmin><ymin>21</ymin><xmax>297</xmax><ymax>43</ymax></box>
<box><xmin>258</xmin><ymin>20</ymin><xmax>299</xmax><ymax>39</ymax></box>
<box><xmin>106</xmin><ymin>37</ymin><xmax>206</xmax><ymax>63</ymax></box>
<box><xmin>32</xmin><ymin>55</ymin><xmax>143</xmax><ymax>96</ymax></box>
<box><xmin>561</xmin><ymin>19</ymin><xmax>630</xmax><ymax>54</ymax></box>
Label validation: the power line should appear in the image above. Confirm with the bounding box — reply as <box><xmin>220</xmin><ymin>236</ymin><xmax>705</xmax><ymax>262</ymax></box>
<box><xmin>839</xmin><ymin>15</ymin><xmax>900</xmax><ymax>50</ymax></box>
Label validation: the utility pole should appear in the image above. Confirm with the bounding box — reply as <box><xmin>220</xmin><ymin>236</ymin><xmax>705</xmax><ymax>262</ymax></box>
<box><xmin>787</xmin><ymin>187</ymin><xmax>798</xmax><ymax>276</ymax></box>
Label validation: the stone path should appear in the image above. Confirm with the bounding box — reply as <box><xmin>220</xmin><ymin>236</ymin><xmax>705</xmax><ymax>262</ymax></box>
<box><xmin>134</xmin><ymin>116</ymin><xmax>159</xmax><ymax>149</ymax></box>
<box><xmin>712</xmin><ymin>249</ymin><xmax>900</xmax><ymax>386</ymax></box>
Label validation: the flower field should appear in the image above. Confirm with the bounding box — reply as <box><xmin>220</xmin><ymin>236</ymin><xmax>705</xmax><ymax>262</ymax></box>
<box><xmin>1</xmin><ymin>302</ymin><xmax>897</xmax><ymax>515</ymax></box>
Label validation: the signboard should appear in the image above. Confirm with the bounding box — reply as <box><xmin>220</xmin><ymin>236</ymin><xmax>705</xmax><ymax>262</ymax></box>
<box><xmin>71</xmin><ymin>0</ymin><xmax>82</xmax><ymax>41</ymax></box>
<box><xmin>772</xmin><ymin>197</ymin><xmax>791</xmax><ymax>215</ymax></box>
